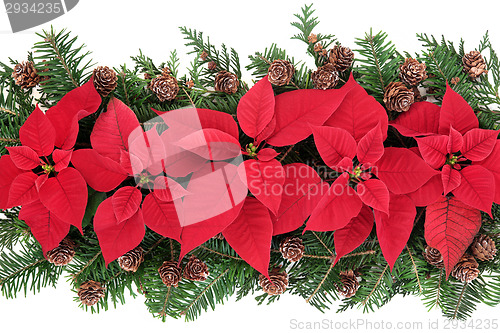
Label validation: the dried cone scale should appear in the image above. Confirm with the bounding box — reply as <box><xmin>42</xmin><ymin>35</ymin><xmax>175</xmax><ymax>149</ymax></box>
<box><xmin>383</xmin><ymin>82</ymin><xmax>414</xmax><ymax>112</ymax></box>
<box><xmin>93</xmin><ymin>66</ymin><xmax>118</xmax><ymax>96</ymax></box>
<box><xmin>338</xmin><ymin>270</ymin><xmax>359</xmax><ymax>298</ymax></box>
<box><xmin>118</xmin><ymin>246</ymin><xmax>144</xmax><ymax>272</ymax></box>
<box><xmin>471</xmin><ymin>234</ymin><xmax>497</xmax><ymax>261</ymax></box>
<box><xmin>77</xmin><ymin>280</ymin><xmax>105</xmax><ymax>306</ymax></box>
<box><xmin>158</xmin><ymin>261</ymin><xmax>182</xmax><ymax>287</ymax></box>
<box><xmin>279</xmin><ymin>236</ymin><xmax>305</xmax><ymax>262</ymax></box>
<box><xmin>12</xmin><ymin>61</ymin><xmax>41</xmax><ymax>89</ymax></box>
<box><xmin>183</xmin><ymin>255</ymin><xmax>209</xmax><ymax>281</ymax></box>
<box><xmin>46</xmin><ymin>238</ymin><xmax>75</xmax><ymax>266</ymax></box>
<box><xmin>267</xmin><ymin>59</ymin><xmax>295</xmax><ymax>86</ymax></box>
<box><xmin>259</xmin><ymin>267</ymin><xmax>288</xmax><ymax>295</ymax></box>
<box><xmin>452</xmin><ymin>253</ymin><xmax>480</xmax><ymax>283</ymax></box>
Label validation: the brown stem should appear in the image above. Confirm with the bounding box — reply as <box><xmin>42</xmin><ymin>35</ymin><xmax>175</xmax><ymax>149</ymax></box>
<box><xmin>362</xmin><ymin>264</ymin><xmax>389</xmax><ymax>306</ymax></box>
<box><xmin>406</xmin><ymin>245</ymin><xmax>423</xmax><ymax>293</ymax></box>
<box><xmin>0</xmin><ymin>107</ymin><xmax>17</xmax><ymax>116</ymax></box>
<box><xmin>306</xmin><ymin>263</ymin><xmax>334</xmax><ymax>303</ymax></box>
<box><xmin>278</xmin><ymin>145</ymin><xmax>295</xmax><ymax>163</ymax></box>
<box><xmin>199</xmin><ymin>245</ymin><xmax>243</xmax><ymax>260</ymax></box>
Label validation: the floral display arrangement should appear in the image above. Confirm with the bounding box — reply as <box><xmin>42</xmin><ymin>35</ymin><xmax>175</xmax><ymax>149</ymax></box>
<box><xmin>1</xmin><ymin>4</ymin><xmax>500</xmax><ymax>321</ymax></box>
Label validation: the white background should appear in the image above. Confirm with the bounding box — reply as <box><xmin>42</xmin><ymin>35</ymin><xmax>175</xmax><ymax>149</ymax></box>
<box><xmin>1</xmin><ymin>0</ymin><xmax>499</xmax><ymax>332</ymax></box>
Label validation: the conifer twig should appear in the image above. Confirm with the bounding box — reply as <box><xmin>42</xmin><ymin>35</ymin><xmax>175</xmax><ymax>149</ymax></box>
<box><xmin>406</xmin><ymin>245</ymin><xmax>423</xmax><ymax>293</ymax></box>
<box><xmin>199</xmin><ymin>245</ymin><xmax>243</xmax><ymax>260</ymax></box>
<box><xmin>366</xmin><ymin>31</ymin><xmax>386</xmax><ymax>91</ymax></box>
<box><xmin>0</xmin><ymin>258</ymin><xmax>46</xmax><ymax>286</ymax></box>
<box><xmin>362</xmin><ymin>264</ymin><xmax>389</xmax><ymax>306</ymax></box>
<box><xmin>46</xmin><ymin>34</ymin><xmax>79</xmax><ymax>88</ymax></box>
<box><xmin>180</xmin><ymin>268</ymin><xmax>230</xmax><ymax>316</ymax></box>
<box><xmin>306</xmin><ymin>263</ymin><xmax>333</xmax><ymax>303</ymax></box>
<box><xmin>436</xmin><ymin>268</ymin><xmax>443</xmax><ymax>307</ymax></box>
<box><xmin>278</xmin><ymin>145</ymin><xmax>295</xmax><ymax>162</ymax></box>
<box><xmin>453</xmin><ymin>282</ymin><xmax>468</xmax><ymax>319</ymax></box>
<box><xmin>159</xmin><ymin>286</ymin><xmax>172</xmax><ymax>318</ymax></box>
<box><xmin>71</xmin><ymin>251</ymin><xmax>101</xmax><ymax>281</ymax></box>
<box><xmin>0</xmin><ymin>106</ymin><xmax>17</xmax><ymax>116</ymax></box>
<box><xmin>311</xmin><ymin>231</ymin><xmax>334</xmax><ymax>255</ymax></box>
<box><xmin>0</xmin><ymin>138</ymin><xmax>21</xmax><ymax>143</ymax></box>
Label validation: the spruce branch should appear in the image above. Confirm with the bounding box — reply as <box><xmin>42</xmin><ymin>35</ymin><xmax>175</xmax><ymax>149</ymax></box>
<box><xmin>453</xmin><ymin>282</ymin><xmax>469</xmax><ymax>320</ymax></box>
<box><xmin>362</xmin><ymin>264</ymin><xmax>389</xmax><ymax>306</ymax></box>
<box><xmin>406</xmin><ymin>245</ymin><xmax>423</xmax><ymax>293</ymax></box>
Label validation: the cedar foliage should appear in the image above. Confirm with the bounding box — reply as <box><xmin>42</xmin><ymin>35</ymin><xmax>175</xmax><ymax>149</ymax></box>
<box><xmin>1</xmin><ymin>4</ymin><xmax>500</xmax><ymax>322</ymax></box>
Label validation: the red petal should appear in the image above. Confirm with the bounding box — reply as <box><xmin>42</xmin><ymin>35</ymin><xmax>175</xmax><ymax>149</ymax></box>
<box><xmin>333</xmin><ymin>204</ymin><xmax>374</xmax><ymax>266</ymax></box>
<box><xmin>256</xmin><ymin>148</ymin><xmax>279</xmax><ymax>162</ymax></box>
<box><xmin>181</xmin><ymin>162</ymin><xmax>247</xmax><ymax>227</ymax></box>
<box><xmin>375</xmin><ymin>147</ymin><xmax>440</xmax><ymax>194</ymax></box>
<box><xmin>142</xmin><ymin>193</ymin><xmax>182</xmax><ymax>242</ymax></box>
<box><xmin>52</xmin><ymin>149</ymin><xmax>73</xmax><ymax>172</ymax></box>
<box><xmin>19</xmin><ymin>200</ymin><xmax>70</xmax><ymax>254</ymax></box>
<box><xmin>406</xmin><ymin>174</ymin><xmax>443</xmax><ymax>207</ymax></box>
<box><xmin>453</xmin><ymin>165</ymin><xmax>495</xmax><ymax>216</ymax></box>
<box><xmin>153</xmin><ymin>177</ymin><xmax>190</xmax><ymax>202</ymax></box>
<box><xmin>266</xmin><ymin>74</ymin><xmax>355</xmax><ymax>146</ymax></box>
<box><xmin>390</xmin><ymin>101</ymin><xmax>440</xmax><ymax>137</ymax></box>
<box><xmin>46</xmin><ymin>79</ymin><xmax>101</xmax><ymax>149</ymax></box>
<box><xmin>112</xmin><ymin>186</ymin><xmax>142</xmax><ymax>223</ymax></box>
<box><xmin>175</xmin><ymin>128</ymin><xmax>242</xmax><ymax>161</ymax></box>
<box><xmin>223</xmin><ymin>197</ymin><xmax>273</xmax><ymax>278</ymax></box>
<box><xmin>439</xmin><ymin>83</ymin><xmax>478</xmax><ymax>135</ymax></box>
<box><xmin>38</xmin><ymin>168</ymin><xmax>87</xmax><ymax>232</ymax></box>
<box><xmin>304</xmin><ymin>174</ymin><xmax>363</xmax><ymax>232</ymax></box>
<box><xmin>7</xmin><ymin>172</ymin><xmax>39</xmax><ymax>207</ymax></box>
<box><xmin>416</xmin><ymin>135</ymin><xmax>448</xmax><ymax>169</ymax></box>
<box><xmin>127</xmin><ymin>126</ymin><xmax>166</xmax><ymax>176</ymax></box>
<box><xmin>312</xmin><ymin>126</ymin><xmax>356</xmax><ymax>169</ymax></box>
<box><xmin>375</xmin><ymin>194</ymin><xmax>416</xmax><ymax>270</ymax></box>
<box><xmin>72</xmin><ymin>149</ymin><xmax>128</xmax><ymax>192</ymax></box>
<box><xmin>441</xmin><ymin>164</ymin><xmax>461</xmax><ymax>194</ymax></box>
<box><xmin>425</xmin><ymin>196</ymin><xmax>482</xmax><ymax>277</ymax></box>
<box><xmin>273</xmin><ymin>163</ymin><xmax>328</xmax><ymax>235</ymax></box>
<box><xmin>240</xmin><ymin>159</ymin><xmax>284</xmax><ymax>215</ymax></box>
<box><xmin>7</xmin><ymin>146</ymin><xmax>40</xmax><ymax>170</ymax></box>
<box><xmin>475</xmin><ymin>140</ymin><xmax>500</xmax><ymax>204</ymax></box>
<box><xmin>357</xmin><ymin>124</ymin><xmax>384</xmax><ymax>164</ymax></box>
<box><xmin>237</xmin><ymin>76</ymin><xmax>275</xmax><ymax>139</ymax></box>
<box><xmin>0</xmin><ymin>156</ymin><xmax>24</xmax><ymax>209</ymax></box>
<box><xmin>255</xmin><ymin>115</ymin><xmax>276</xmax><ymax>144</ymax></box>
<box><xmin>324</xmin><ymin>76</ymin><xmax>388</xmax><ymax>142</ymax></box>
<box><xmin>179</xmin><ymin>198</ymin><xmax>245</xmax><ymax>262</ymax></box>
<box><xmin>356</xmin><ymin>179</ymin><xmax>390</xmax><ymax>215</ymax></box>
<box><xmin>91</xmin><ymin>97</ymin><xmax>140</xmax><ymax>162</ymax></box>
<box><xmin>447</xmin><ymin>126</ymin><xmax>463</xmax><ymax>154</ymax></box>
<box><xmin>461</xmin><ymin>128</ymin><xmax>499</xmax><ymax>161</ymax></box>
<box><xmin>94</xmin><ymin>198</ymin><xmax>145</xmax><ymax>266</ymax></box>
<box><xmin>19</xmin><ymin>106</ymin><xmax>55</xmax><ymax>156</ymax></box>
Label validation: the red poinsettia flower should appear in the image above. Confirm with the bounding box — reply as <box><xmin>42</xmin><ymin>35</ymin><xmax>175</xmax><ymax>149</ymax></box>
<box><xmin>391</xmin><ymin>83</ymin><xmax>500</xmax><ymax>216</ymax></box>
<box><xmin>0</xmin><ymin>79</ymin><xmax>101</xmax><ymax>253</ymax></box>
<box><xmin>391</xmin><ymin>83</ymin><xmax>500</xmax><ymax>277</ymax></box>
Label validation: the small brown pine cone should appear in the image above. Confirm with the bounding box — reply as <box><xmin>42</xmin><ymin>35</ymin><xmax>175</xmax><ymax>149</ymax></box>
<box><xmin>186</xmin><ymin>80</ymin><xmax>194</xmax><ymax>89</ymax></box>
<box><xmin>450</xmin><ymin>77</ymin><xmax>460</xmax><ymax>85</ymax></box>
<box><xmin>383</xmin><ymin>82</ymin><xmax>414</xmax><ymax>112</ymax></box>
<box><xmin>144</xmin><ymin>73</ymin><xmax>152</xmax><ymax>80</ymax></box>
<box><xmin>308</xmin><ymin>34</ymin><xmax>318</xmax><ymax>44</ymax></box>
<box><xmin>279</xmin><ymin>236</ymin><xmax>305</xmax><ymax>262</ymax></box>
<box><xmin>158</xmin><ymin>261</ymin><xmax>182</xmax><ymax>287</ymax></box>
<box><xmin>399</xmin><ymin>58</ymin><xmax>428</xmax><ymax>86</ymax></box>
<box><xmin>338</xmin><ymin>270</ymin><xmax>359</xmax><ymax>298</ymax></box>
<box><xmin>452</xmin><ymin>253</ymin><xmax>480</xmax><ymax>283</ymax></box>
<box><xmin>93</xmin><ymin>66</ymin><xmax>117</xmax><ymax>97</ymax></box>
<box><xmin>423</xmin><ymin>246</ymin><xmax>445</xmax><ymax>268</ymax></box>
<box><xmin>149</xmin><ymin>75</ymin><xmax>179</xmax><ymax>102</ymax></box>
<box><xmin>12</xmin><ymin>61</ymin><xmax>41</xmax><ymax>89</ymax></box>
<box><xmin>212</xmin><ymin>233</ymin><xmax>225</xmax><ymax>240</ymax></box>
<box><xmin>328</xmin><ymin>45</ymin><xmax>354</xmax><ymax>72</ymax></box>
<box><xmin>200</xmin><ymin>50</ymin><xmax>208</xmax><ymax>61</ymax></box>
<box><xmin>462</xmin><ymin>51</ymin><xmax>488</xmax><ymax>78</ymax></box>
<box><xmin>118</xmin><ymin>246</ymin><xmax>144</xmax><ymax>272</ymax></box>
<box><xmin>313</xmin><ymin>43</ymin><xmax>323</xmax><ymax>53</ymax></box>
<box><xmin>46</xmin><ymin>238</ymin><xmax>75</xmax><ymax>266</ymax></box>
<box><xmin>471</xmin><ymin>234</ymin><xmax>497</xmax><ymax>261</ymax></box>
<box><xmin>161</xmin><ymin>67</ymin><xmax>172</xmax><ymax>77</ymax></box>
<box><xmin>267</xmin><ymin>59</ymin><xmax>295</xmax><ymax>86</ymax></box>
<box><xmin>311</xmin><ymin>63</ymin><xmax>339</xmax><ymax>90</ymax></box>
<box><xmin>411</xmin><ymin>86</ymin><xmax>424</xmax><ymax>102</ymax></box>
<box><xmin>183</xmin><ymin>255</ymin><xmax>209</xmax><ymax>281</ymax></box>
<box><xmin>259</xmin><ymin>267</ymin><xmax>288</xmax><ymax>295</ymax></box>
<box><xmin>77</xmin><ymin>280</ymin><xmax>105</xmax><ymax>306</ymax></box>
<box><xmin>214</xmin><ymin>70</ymin><xmax>239</xmax><ymax>94</ymax></box>
<box><xmin>208</xmin><ymin>61</ymin><xmax>217</xmax><ymax>71</ymax></box>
